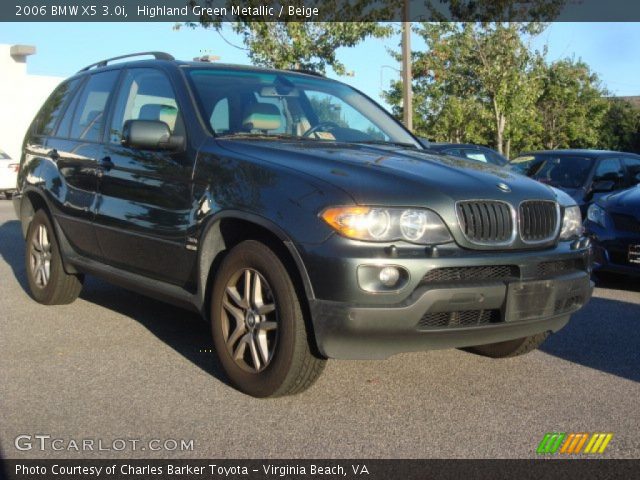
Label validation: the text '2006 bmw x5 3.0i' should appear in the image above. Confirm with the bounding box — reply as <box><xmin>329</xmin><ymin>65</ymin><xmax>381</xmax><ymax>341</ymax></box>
<box><xmin>14</xmin><ymin>52</ymin><xmax>593</xmax><ymax>397</ymax></box>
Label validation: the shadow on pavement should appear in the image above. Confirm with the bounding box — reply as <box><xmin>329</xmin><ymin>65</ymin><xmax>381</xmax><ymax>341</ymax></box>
<box><xmin>593</xmin><ymin>271</ymin><xmax>640</xmax><ymax>293</ymax></box>
<box><xmin>541</xmin><ymin>296</ymin><xmax>640</xmax><ymax>383</ymax></box>
<box><xmin>0</xmin><ymin>218</ymin><xmax>231</xmax><ymax>389</ymax></box>
<box><xmin>0</xmin><ymin>219</ymin><xmax>29</xmax><ymax>292</ymax></box>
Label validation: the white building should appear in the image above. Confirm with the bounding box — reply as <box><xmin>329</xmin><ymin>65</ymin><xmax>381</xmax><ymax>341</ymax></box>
<box><xmin>0</xmin><ymin>44</ymin><xmax>64</xmax><ymax>160</ymax></box>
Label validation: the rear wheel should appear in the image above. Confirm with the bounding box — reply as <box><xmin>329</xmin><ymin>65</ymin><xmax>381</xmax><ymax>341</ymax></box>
<box><xmin>211</xmin><ymin>240</ymin><xmax>325</xmax><ymax>397</ymax></box>
<box><xmin>25</xmin><ymin>210</ymin><xmax>83</xmax><ymax>305</ymax></box>
<box><xmin>463</xmin><ymin>332</ymin><xmax>550</xmax><ymax>358</ymax></box>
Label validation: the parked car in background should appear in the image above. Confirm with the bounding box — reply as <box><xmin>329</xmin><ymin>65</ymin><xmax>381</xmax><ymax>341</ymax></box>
<box><xmin>585</xmin><ymin>185</ymin><xmax>640</xmax><ymax>277</ymax></box>
<box><xmin>510</xmin><ymin>150</ymin><xmax>640</xmax><ymax>216</ymax></box>
<box><xmin>0</xmin><ymin>149</ymin><xmax>19</xmax><ymax>199</ymax></box>
<box><xmin>419</xmin><ymin>140</ymin><xmax>509</xmax><ymax>166</ymax></box>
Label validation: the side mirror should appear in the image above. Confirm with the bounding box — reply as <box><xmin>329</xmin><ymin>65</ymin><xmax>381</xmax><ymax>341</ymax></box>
<box><xmin>591</xmin><ymin>179</ymin><xmax>615</xmax><ymax>193</ymax></box>
<box><xmin>121</xmin><ymin>119</ymin><xmax>184</xmax><ymax>151</ymax></box>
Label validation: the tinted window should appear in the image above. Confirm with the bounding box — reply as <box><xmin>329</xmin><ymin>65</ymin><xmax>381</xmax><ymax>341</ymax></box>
<box><xmin>188</xmin><ymin>68</ymin><xmax>417</xmax><ymax>146</ymax></box>
<box><xmin>623</xmin><ymin>156</ymin><xmax>640</xmax><ymax>186</ymax></box>
<box><xmin>510</xmin><ymin>155</ymin><xmax>594</xmax><ymax>189</ymax></box>
<box><xmin>210</xmin><ymin>98</ymin><xmax>230</xmax><ymax>133</ymax></box>
<box><xmin>56</xmin><ymin>79</ymin><xmax>85</xmax><ymax>138</ymax></box>
<box><xmin>70</xmin><ymin>71</ymin><xmax>119</xmax><ymax>142</ymax></box>
<box><xmin>593</xmin><ymin>158</ymin><xmax>625</xmax><ymax>189</ymax></box>
<box><xmin>109</xmin><ymin>68</ymin><xmax>182</xmax><ymax>143</ymax></box>
<box><xmin>35</xmin><ymin>79</ymin><xmax>80</xmax><ymax>136</ymax></box>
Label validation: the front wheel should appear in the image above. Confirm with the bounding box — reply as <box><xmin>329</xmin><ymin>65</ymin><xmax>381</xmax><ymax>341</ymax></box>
<box><xmin>463</xmin><ymin>332</ymin><xmax>550</xmax><ymax>358</ymax></box>
<box><xmin>210</xmin><ymin>240</ymin><xmax>325</xmax><ymax>397</ymax></box>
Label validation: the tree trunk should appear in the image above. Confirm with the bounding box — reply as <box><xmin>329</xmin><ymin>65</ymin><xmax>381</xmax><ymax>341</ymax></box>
<box><xmin>505</xmin><ymin>138</ymin><xmax>511</xmax><ymax>160</ymax></box>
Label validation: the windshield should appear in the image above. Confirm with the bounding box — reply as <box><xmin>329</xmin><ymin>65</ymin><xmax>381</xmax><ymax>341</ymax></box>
<box><xmin>187</xmin><ymin>68</ymin><xmax>419</xmax><ymax>147</ymax></box>
<box><xmin>510</xmin><ymin>154</ymin><xmax>594</xmax><ymax>188</ymax></box>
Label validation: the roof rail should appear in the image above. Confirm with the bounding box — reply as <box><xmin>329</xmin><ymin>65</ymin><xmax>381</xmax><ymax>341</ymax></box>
<box><xmin>78</xmin><ymin>52</ymin><xmax>175</xmax><ymax>72</ymax></box>
<box><xmin>288</xmin><ymin>69</ymin><xmax>325</xmax><ymax>77</ymax></box>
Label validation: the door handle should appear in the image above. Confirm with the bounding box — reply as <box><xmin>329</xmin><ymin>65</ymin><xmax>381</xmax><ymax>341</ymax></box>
<box><xmin>47</xmin><ymin>149</ymin><xmax>59</xmax><ymax>161</ymax></box>
<box><xmin>99</xmin><ymin>157</ymin><xmax>114</xmax><ymax>171</ymax></box>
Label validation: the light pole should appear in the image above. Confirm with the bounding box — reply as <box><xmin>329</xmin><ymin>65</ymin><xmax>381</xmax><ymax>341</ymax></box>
<box><xmin>380</xmin><ymin>65</ymin><xmax>401</xmax><ymax>93</ymax></box>
<box><xmin>401</xmin><ymin>0</ymin><xmax>413</xmax><ymax>131</ymax></box>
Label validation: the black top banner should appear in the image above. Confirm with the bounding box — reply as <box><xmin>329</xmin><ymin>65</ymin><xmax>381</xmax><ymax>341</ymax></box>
<box><xmin>3</xmin><ymin>0</ymin><xmax>640</xmax><ymax>22</ymax></box>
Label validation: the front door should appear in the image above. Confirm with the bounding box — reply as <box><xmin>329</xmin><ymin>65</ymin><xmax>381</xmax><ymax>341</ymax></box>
<box><xmin>94</xmin><ymin>67</ymin><xmax>194</xmax><ymax>286</ymax></box>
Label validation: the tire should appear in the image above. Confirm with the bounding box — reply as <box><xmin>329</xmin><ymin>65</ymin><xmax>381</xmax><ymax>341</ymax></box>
<box><xmin>210</xmin><ymin>240</ymin><xmax>325</xmax><ymax>397</ymax></box>
<box><xmin>25</xmin><ymin>209</ymin><xmax>83</xmax><ymax>305</ymax></box>
<box><xmin>463</xmin><ymin>332</ymin><xmax>550</xmax><ymax>358</ymax></box>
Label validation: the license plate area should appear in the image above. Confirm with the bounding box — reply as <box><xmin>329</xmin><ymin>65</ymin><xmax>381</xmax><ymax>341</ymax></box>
<box><xmin>505</xmin><ymin>275</ymin><xmax>589</xmax><ymax>322</ymax></box>
<box><xmin>629</xmin><ymin>244</ymin><xmax>640</xmax><ymax>265</ymax></box>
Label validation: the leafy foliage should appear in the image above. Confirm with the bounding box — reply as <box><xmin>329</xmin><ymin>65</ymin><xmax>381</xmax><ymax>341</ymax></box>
<box><xmin>383</xmin><ymin>22</ymin><xmax>635</xmax><ymax>158</ymax></box>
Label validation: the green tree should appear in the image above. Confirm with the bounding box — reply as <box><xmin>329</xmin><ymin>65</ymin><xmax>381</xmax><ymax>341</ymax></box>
<box><xmin>180</xmin><ymin>0</ymin><xmax>392</xmax><ymax>75</ymax></box>
<box><xmin>600</xmin><ymin>98</ymin><xmax>640</xmax><ymax>152</ymax></box>
<box><xmin>385</xmin><ymin>22</ymin><xmax>546</xmax><ymax>157</ymax></box>
<box><xmin>536</xmin><ymin>58</ymin><xmax>609</xmax><ymax>150</ymax></box>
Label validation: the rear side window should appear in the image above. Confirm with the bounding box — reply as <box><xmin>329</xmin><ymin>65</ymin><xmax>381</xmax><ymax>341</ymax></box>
<box><xmin>70</xmin><ymin>70</ymin><xmax>119</xmax><ymax>142</ymax></box>
<box><xmin>34</xmin><ymin>79</ymin><xmax>80</xmax><ymax>136</ymax></box>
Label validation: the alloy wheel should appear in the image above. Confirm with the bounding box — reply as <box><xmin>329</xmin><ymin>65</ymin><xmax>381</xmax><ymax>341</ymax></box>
<box><xmin>30</xmin><ymin>224</ymin><xmax>52</xmax><ymax>288</ymax></box>
<box><xmin>221</xmin><ymin>268</ymin><xmax>278</xmax><ymax>373</ymax></box>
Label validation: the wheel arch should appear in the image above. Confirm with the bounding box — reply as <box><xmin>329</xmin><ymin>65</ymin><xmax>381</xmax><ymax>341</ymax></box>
<box><xmin>196</xmin><ymin>211</ymin><xmax>316</xmax><ymax>322</ymax></box>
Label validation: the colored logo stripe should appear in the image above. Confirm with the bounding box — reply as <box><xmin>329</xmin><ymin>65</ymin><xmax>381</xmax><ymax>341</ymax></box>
<box><xmin>584</xmin><ymin>433</ymin><xmax>613</xmax><ymax>454</ymax></box>
<box><xmin>537</xmin><ymin>433</ymin><xmax>566</xmax><ymax>454</ymax></box>
<box><xmin>560</xmin><ymin>433</ymin><xmax>589</xmax><ymax>454</ymax></box>
<box><xmin>538</xmin><ymin>433</ymin><xmax>613</xmax><ymax>455</ymax></box>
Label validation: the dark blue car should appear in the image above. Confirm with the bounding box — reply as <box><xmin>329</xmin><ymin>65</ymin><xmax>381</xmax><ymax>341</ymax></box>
<box><xmin>510</xmin><ymin>150</ymin><xmax>640</xmax><ymax>217</ymax></box>
<box><xmin>585</xmin><ymin>185</ymin><xmax>640</xmax><ymax>277</ymax></box>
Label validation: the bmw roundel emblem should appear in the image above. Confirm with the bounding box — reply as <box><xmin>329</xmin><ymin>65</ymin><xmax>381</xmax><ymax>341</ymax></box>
<box><xmin>497</xmin><ymin>182</ymin><xmax>511</xmax><ymax>193</ymax></box>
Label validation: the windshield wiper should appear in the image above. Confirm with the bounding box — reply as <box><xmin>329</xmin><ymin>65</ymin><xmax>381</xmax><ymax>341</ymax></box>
<box><xmin>216</xmin><ymin>132</ymin><xmax>305</xmax><ymax>141</ymax></box>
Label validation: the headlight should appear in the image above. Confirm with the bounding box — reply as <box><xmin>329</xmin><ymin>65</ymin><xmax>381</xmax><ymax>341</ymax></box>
<box><xmin>560</xmin><ymin>205</ymin><xmax>584</xmax><ymax>240</ymax></box>
<box><xmin>321</xmin><ymin>206</ymin><xmax>453</xmax><ymax>244</ymax></box>
<box><xmin>587</xmin><ymin>204</ymin><xmax>607</xmax><ymax>228</ymax></box>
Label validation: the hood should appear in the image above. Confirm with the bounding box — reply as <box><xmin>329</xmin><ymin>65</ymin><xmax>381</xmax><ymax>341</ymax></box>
<box><xmin>599</xmin><ymin>185</ymin><xmax>640</xmax><ymax>212</ymax></box>
<box><xmin>216</xmin><ymin>139</ymin><xmax>559</xmax><ymax>207</ymax></box>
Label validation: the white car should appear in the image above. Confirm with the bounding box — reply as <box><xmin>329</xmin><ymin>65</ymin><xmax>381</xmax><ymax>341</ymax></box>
<box><xmin>0</xmin><ymin>149</ymin><xmax>19</xmax><ymax>199</ymax></box>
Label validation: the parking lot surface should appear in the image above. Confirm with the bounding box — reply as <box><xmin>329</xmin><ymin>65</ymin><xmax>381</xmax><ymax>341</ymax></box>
<box><xmin>0</xmin><ymin>200</ymin><xmax>639</xmax><ymax>459</ymax></box>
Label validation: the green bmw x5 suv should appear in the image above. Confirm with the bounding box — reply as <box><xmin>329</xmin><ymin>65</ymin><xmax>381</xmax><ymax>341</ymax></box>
<box><xmin>13</xmin><ymin>52</ymin><xmax>593</xmax><ymax>397</ymax></box>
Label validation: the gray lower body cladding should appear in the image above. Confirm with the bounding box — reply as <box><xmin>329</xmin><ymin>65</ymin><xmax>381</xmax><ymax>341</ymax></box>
<box><xmin>310</xmin><ymin>272</ymin><xmax>592</xmax><ymax>359</ymax></box>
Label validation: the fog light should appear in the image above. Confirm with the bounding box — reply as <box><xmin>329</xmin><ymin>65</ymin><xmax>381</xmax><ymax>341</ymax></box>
<box><xmin>379</xmin><ymin>266</ymin><xmax>400</xmax><ymax>287</ymax></box>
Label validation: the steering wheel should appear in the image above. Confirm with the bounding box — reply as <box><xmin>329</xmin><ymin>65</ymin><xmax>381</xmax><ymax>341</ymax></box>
<box><xmin>302</xmin><ymin>121</ymin><xmax>341</xmax><ymax>138</ymax></box>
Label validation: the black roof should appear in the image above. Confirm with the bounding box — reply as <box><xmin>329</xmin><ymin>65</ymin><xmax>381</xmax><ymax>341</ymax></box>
<box><xmin>517</xmin><ymin>149</ymin><xmax>639</xmax><ymax>158</ymax></box>
<box><xmin>74</xmin><ymin>51</ymin><xmax>330</xmax><ymax>82</ymax></box>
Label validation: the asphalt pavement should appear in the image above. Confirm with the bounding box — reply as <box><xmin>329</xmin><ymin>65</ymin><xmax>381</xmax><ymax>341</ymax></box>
<box><xmin>0</xmin><ymin>199</ymin><xmax>638</xmax><ymax>459</ymax></box>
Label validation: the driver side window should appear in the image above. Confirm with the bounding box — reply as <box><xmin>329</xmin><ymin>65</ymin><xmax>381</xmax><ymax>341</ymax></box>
<box><xmin>109</xmin><ymin>68</ymin><xmax>182</xmax><ymax>144</ymax></box>
<box><xmin>593</xmin><ymin>158</ymin><xmax>625</xmax><ymax>190</ymax></box>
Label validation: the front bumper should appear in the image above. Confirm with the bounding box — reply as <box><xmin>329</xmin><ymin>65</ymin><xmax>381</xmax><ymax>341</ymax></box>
<box><xmin>309</xmin><ymin>272</ymin><xmax>592</xmax><ymax>359</ymax></box>
<box><xmin>300</xmin><ymin>236</ymin><xmax>593</xmax><ymax>359</ymax></box>
<box><xmin>587</xmin><ymin>221</ymin><xmax>640</xmax><ymax>277</ymax></box>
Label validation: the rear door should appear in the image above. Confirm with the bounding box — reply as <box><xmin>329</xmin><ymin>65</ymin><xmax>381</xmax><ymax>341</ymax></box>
<box><xmin>94</xmin><ymin>67</ymin><xmax>194</xmax><ymax>285</ymax></box>
<box><xmin>39</xmin><ymin>71</ymin><xmax>119</xmax><ymax>258</ymax></box>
